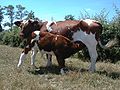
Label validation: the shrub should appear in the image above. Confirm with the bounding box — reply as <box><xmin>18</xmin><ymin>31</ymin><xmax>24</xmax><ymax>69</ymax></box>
<box><xmin>0</xmin><ymin>26</ymin><xmax>22</xmax><ymax>47</ymax></box>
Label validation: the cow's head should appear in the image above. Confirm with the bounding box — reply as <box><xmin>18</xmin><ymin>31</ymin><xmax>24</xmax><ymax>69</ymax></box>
<box><xmin>14</xmin><ymin>19</ymin><xmax>43</xmax><ymax>39</ymax></box>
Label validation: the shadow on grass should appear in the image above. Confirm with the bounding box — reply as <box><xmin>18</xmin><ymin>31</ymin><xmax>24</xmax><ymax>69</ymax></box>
<box><xmin>27</xmin><ymin>65</ymin><xmax>120</xmax><ymax>79</ymax></box>
<box><xmin>27</xmin><ymin>64</ymin><xmax>80</xmax><ymax>75</ymax></box>
<box><xmin>96</xmin><ymin>70</ymin><xmax>120</xmax><ymax>80</ymax></box>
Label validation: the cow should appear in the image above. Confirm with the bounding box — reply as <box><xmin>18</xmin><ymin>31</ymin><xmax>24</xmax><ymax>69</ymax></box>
<box><xmin>14</xmin><ymin>19</ymin><xmax>118</xmax><ymax>72</ymax></box>
<box><xmin>30</xmin><ymin>31</ymin><xmax>84</xmax><ymax>74</ymax></box>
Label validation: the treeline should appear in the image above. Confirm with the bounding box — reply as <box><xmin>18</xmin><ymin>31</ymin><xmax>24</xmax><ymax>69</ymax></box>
<box><xmin>0</xmin><ymin>5</ymin><xmax>120</xmax><ymax>62</ymax></box>
<box><xmin>0</xmin><ymin>5</ymin><xmax>39</xmax><ymax>31</ymax></box>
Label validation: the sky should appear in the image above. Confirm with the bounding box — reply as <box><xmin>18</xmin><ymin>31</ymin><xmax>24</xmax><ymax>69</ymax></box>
<box><xmin>0</xmin><ymin>0</ymin><xmax>120</xmax><ymax>21</ymax></box>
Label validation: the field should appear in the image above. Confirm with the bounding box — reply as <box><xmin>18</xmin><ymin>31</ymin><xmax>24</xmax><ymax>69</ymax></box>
<box><xmin>0</xmin><ymin>45</ymin><xmax>120</xmax><ymax>90</ymax></box>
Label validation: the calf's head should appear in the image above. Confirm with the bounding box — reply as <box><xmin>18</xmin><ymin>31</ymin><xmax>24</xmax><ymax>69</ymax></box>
<box><xmin>14</xmin><ymin>19</ymin><xmax>43</xmax><ymax>39</ymax></box>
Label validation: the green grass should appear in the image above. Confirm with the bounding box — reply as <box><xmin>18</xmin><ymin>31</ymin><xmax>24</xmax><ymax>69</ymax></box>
<box><xmin>0</xmin><ymin>45</ymin><xmax>120</xmax><ymax>90</ymax></box>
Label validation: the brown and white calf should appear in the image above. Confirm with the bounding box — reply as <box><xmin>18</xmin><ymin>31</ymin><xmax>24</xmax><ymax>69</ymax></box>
<box><xmin>32</xmin><ymin>31</ymin><xmax>84</xmax><ymax>74</ymax></box>
<box><xmin>15</xmin><ymin>19</ymin><xmax>118</xmax><ymax>72</ymax></box>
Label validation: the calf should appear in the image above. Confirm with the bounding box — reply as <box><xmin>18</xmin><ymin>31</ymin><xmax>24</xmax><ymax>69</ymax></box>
<box><xmin>18</xmin><ymin>31</ymin><xmax>85</xmax><ymax>74</ymax></box>
<box><xmin>31</xmin><ymin>31</ymin><xmax>85</xmax><ymax>74</ymax></box>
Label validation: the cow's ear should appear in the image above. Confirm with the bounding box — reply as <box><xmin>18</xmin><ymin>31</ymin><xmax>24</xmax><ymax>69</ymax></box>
<box><xmin>14</xmin><ymin>21</ymin><xmax>22</xmax><ymax>27</ymax></box>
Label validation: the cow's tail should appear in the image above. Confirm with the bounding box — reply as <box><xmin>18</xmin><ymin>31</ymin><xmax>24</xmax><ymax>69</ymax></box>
<box><xmin>98</xmin><ymin>36</ymin><xmax>119</xmax><ymax>49</ymax></box>
<box><xmin>96</xmin><ymin>21</ymin><xmax>119</xmax><ymax>49</ymax></box>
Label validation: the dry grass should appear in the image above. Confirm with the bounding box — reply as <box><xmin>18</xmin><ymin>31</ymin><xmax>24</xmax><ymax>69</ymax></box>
<box><xmin>0</xmin><ymin>45</ymin><xmax>120</xmax><ymax>90</ymax></box>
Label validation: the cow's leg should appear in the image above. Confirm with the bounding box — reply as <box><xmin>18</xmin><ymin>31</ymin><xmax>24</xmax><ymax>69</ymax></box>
<box><xmin>46</xmin><ymin>54</ymin><xmax>52</xmax><ymax>67</ymax></box>
<box><xmin>40</xmin><ymin>50</ymin><xmax>52</xmax><ymax>67</ymax></box>
<box><xmin>87</xmin><ymin>45</ymin><xmax>98</xmax><ymax>72</ymax></box>
<box><xmin>31</xmin><ymin>45</ymin><xmax>38</xmax><ymax>68</ymax></box>
<box><xmin>56</xmin><ymin>57</ymin><xmax>66</xmax><ymax>75</ymax></box>
<box><xmin>17</xmin><ymin>46</ymin><xmax>31</xmax><ymax>67</ymax></box>
<box><xmin>17</xmin><ymin>52</ymin><xmax>26</xmax><ymax>67</ymax></box>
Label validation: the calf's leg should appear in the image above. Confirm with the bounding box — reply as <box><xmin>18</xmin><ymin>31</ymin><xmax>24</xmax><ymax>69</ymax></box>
<box><xmin>17</xmin><ymin>52</ymin><xmax>26</xmax><ymax>67</ymax></box>
<box><xmin>17</xmin><ymin>46</ymin><xmax>31</xmax><ymax>67</ymax></box>
<box><xmin>46</xmin><ymin>54</ymin><xmax>52</xmax><ymax>67</ymax></box>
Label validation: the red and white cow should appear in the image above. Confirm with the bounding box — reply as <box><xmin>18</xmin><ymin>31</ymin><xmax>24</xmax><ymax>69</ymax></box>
<box><xmin>14</xmin><ymin>19</ymin><xmax>117</xmax><ymax>72</ymax></box>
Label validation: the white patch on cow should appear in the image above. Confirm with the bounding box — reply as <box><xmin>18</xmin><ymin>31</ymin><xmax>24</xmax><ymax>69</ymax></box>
<box><xmin>60</xmin><ymin>68</ymin><xmax>65</xmax><ymax>75</ymax></box>
<box><xmin>22</xmin><ymin>19</ymin><xmax>35</xmax><ymax>26</ymax></box>
<box><xmin>72</xmin><ymin>30</ymin><xmax>98</xmax><ymax>72</ymax></box>
<box><xmin>46</xmin><ymin>21</ymin><xmax>56</xmax><ymax>32</ymax></box>
<box><xmin>31</xmin><ymin>31</ymin><xmax>40</xmax><ymax>43</ymax></box>
<box><xmin>72</xmin><ymin>30</ymin><xmax>97</xmax><ymax>46</ymax></box>
<box><xmin>22</xmin><ymin>20</ymin><xmax>28</xmax><ymax>25</ymax></box>
<box><xmin>55</xmin><ymin>35</ymin><xmax>58</xmax><ymax>41</ymax></box>
<box><xmin>46</xmin><ymin>21</ymin><xmax>53</xmax><ymax>32</ymax></box>
<box><xmin>25</xmin><ymin>45</ymin><xmax>30</xmax><ymax>48</ymax></box>
<box><xmin>83</xmin><ymin>19</ymin><xmax>97</xmax><ymax>26</ymax></box>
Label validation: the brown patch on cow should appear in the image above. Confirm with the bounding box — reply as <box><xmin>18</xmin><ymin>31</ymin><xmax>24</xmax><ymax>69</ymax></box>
<box><xmin>79</xmin><ymin>20</ymin><xmax>89</xmax><ymax>33</ymax></box>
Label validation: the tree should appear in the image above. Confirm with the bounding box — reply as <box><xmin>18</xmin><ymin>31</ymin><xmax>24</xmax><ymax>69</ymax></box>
<box><xmin>0</xmin><ymin>5</ymin><xmax>4</xmax><ymax>32</ymax></box>
<box><xmin>4</xmin><ymin>5</ymin><xmax>15</xmax><ymax>31</ymax></box>
<box><xmin>64</xmin><ymin>14</ymin><xmax>75</xmax><ymax>20</ymax></box>
<box><xmin>26</xmin><ymin>10</ymin><xmax>35</xmax><ymax>20</ymax></box>
<box><xmin>16</xmin><ymin>5</ymin><xmax>28</xmax><ymax>20</ymax></box>
<box><xmin>0</xmin><ymin>24</ymin><xmax>2</xmax><ymax>32</ymax></box>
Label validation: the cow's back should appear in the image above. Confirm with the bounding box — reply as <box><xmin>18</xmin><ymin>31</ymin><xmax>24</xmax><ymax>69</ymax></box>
<box><xmin>51</xmin><ymin>20</ymin><xmax>80</xmax><ymax>32</ymax></box>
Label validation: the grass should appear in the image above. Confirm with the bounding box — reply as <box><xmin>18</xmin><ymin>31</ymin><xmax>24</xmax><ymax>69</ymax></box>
<box><xmin>0</xmin><ymin>45</ymin><xmax>120</xmax><ymax>90</ymax></box>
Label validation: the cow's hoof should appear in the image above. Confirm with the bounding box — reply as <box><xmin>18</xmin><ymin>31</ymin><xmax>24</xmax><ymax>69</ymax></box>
<box><xmin>88</xmin><ymin>69</ymin><xmax>96</xmax><ymax>73</ymax></box>
<box><xmin>46</xmin><ymin>62</ymin><xmax>52</xmax><ymax>67</ymax></box>
<box><xmin>30</xmin><ymin>65</ymin><xmax>38</xmax><ymax>70</ymax></box>
<box><xmin>60</xmin><ymin>68</ymin><xmax>69</xmax><ymax>75</ymax></box>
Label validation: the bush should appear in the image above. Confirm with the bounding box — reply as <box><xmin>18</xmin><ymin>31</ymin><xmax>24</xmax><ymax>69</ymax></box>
<box><xmin>0</xmin><ymin>26</ymin><xmax>22</xmax><ymax>47</ymax></box>
<box><xmin>0</xmin><ymin>31</ymin><xmax>5</xmax><ymax>44</ymax></box>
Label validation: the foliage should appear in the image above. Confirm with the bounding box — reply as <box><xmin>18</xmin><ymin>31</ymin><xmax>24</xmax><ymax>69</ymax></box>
<box><xmin>64</xmin><ymin>14</ymin><xmax>75</xmax><ymax>20</ymax></box>
<box><xmin>16</xmin><ymin>5</ymin><xmax>29</xmax><ymax>20</ymax></box>
<box><xmin>4</xmin><ymin>5</ymin><xmax>15</xmax><ymax>31</ymax></box>
<box><xmin>0</xmin><ymin>26</ymin><xmax>22</xmax><ymax>47</ymax></box>
<box><xmin>0</xmin><ymin>31</ymin><xmax>5</xmax><ymax>44</ymax></box>
<box><xmin>79</xmin><ymin>10</ymin><xmax>91</xmax><ymax>19</ymax></box>
<box><xmin>0</xmin><ymin>5</ymin><xmax>4</xmax><ymax>23</ymax></box>
<box><xmin>0</xmin><ymin>5</ymin><xmax>4</xmax><ymax>32</ymax></box>
<box><xmin>26</xmin><ymin>10</ymin><xmax>40</xmax><ymax>20</ymax></box>
<box><xmin>0</xmin><ymin>24</ymin><xmax>3</xmax><ymax>32</ymax></box>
